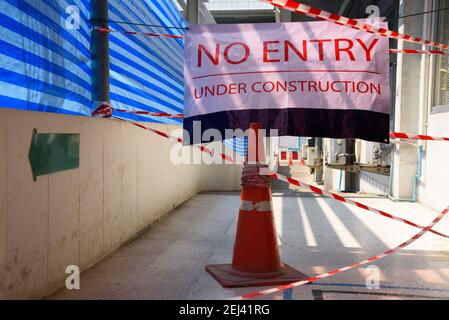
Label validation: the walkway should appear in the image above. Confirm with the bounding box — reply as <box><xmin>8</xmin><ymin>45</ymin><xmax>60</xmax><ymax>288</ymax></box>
<box><xmin>49</xmin><ymin>171</ymin><xmax>449</xmax><ymax>300</ymax></box>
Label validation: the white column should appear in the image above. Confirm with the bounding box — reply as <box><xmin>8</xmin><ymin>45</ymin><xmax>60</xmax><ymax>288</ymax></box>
<box><xmin>391</xmin><ymin>0</ymin><xmax>427</xmax><ymax>200</ymax></box>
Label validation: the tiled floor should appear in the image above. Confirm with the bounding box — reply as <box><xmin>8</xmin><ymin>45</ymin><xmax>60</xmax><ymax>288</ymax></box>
<box><xmin>49</xmin><ymin>183</ymin><xmax>449</xmax><ymax>300</ymax></box>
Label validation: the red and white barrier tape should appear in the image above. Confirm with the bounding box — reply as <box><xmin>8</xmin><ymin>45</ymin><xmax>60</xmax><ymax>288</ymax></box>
<box><xmin>389</xmin><ymin>48</ymin><xmax>449</xmax><ymax>56</ymax></box>
<box><xmin>91</xmin><ymin>102</ymin><xmax>112</xmax><ymax>117</ymax></box>
<box><xmin>93</xmin><ymin>104</ymin><xmax>236</xmax><ymax>163</ymax></box>
<box><xmin>94</xmin><ymin>104</ymin><xmax>449</xmax><ymax>143</ymax></box>
<box><xmin>265</xmin><ymin>0</ymin><xmax>449</xmax><ymax>50</ymax></box>
<box><xmin>104</xmin><ymin>111</ymin><xmax>449</xmax><ymax>300</ymax></box>
<box><xmin>390</xmin><ymin>132</ymin><xmax>449</xmax><ymax>142</ymax></box>
<box><xmin>96</xmin><ymin>25</ymin><xmax>449</xmax><ymax>56</ymax></box>
<box><xmin>114</xmin><ymin>109</ymin><xmax>184</xmax><ymax>119</ymax></box>
<box><xmin>112</xmin><ymin>116</ymin><xmax>237</xmax><ymax>164</ymax></box>
<box><xmin>231</xmin><ymin>204</ymin><xmax>449</xmax><ymax>299</ymax></box>
<box><xmin>92</xmin><ymin>106</ymin><xmax>449</xmax><ymax>143</ymax></box>
<box><xmin>271</xmin><ymin>172</ymin><xmax>449</xmax><ymax>239</ymax></box>
<box><xmin>113</xmin><ymin>116</ymin><xmax>183</xmax><ymax>143</ymax></box>
<box><xmin>96</xmin><ymin>106</ymin><xmax>449</xmax><ymax>239</ymax></box>
<box><xmin>91</xmin><ymin>102</ymin><xmax>184</xmax><ymax>119</ymax></box>
<box><xmin>96</xmin><ymin>27</ymin><xmax>184</xmax><ymax>39</ymax></box>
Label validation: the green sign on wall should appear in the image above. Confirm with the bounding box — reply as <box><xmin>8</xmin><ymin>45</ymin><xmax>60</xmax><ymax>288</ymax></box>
<box><xmin>28</xmin><ymin>129</ymin><xmax>80</xmax><ymax>181</ymax></box>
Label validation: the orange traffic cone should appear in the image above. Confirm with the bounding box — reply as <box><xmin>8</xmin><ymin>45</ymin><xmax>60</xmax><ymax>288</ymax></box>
<box><xmin>276</xmin><ymin>154</ymin><xmax>280</xmax><ymax>168</ymax></box>
<box><xmin>205</xmin><ymin>123</ymin><xmax>307</xmax><ymax>287</ymax></box>
<box><xmin>288</xmin><ymin>155</ymin><xmax>293</xmax><ymax>167</ymax></box>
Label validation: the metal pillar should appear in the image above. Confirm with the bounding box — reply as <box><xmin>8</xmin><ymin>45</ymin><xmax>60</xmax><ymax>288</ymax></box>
<box><xmin>187</xmin><ymin>0</ymin><xmax>199</xmax><ymax>24</ymax></box>
<box><xmin>275</xmin><ymin>7</ymin><xmax>292</xmax><ymax>23</ymax></box>
<box><xmin>91</xmin><ymin>0</ymin><xmax>110</xmax><ymax>103</ymax></box>
<box><xmin>339</xmin><ymin>0</ymin><xmax>357</xmax><ymax>192</ymax></box>
<box><xmin>344</xmin><ymin>139</ymin><xmax>357</xmax><ymax>192</ymax></box>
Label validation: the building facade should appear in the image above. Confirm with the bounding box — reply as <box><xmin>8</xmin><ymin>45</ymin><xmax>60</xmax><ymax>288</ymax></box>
<box><xmin>392</xmin><ymin>0</ymin><xmax>449</xmax><ymax>210</ymax></box>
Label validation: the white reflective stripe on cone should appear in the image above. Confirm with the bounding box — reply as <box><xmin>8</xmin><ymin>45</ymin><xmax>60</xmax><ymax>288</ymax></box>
<box><xmin>240</xmin><ymin>201</ymin><xmax>273</xmax><ymax>212</ymax></box>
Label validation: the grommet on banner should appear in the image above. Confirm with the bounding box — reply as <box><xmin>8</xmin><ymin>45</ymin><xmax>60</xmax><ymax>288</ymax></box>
<box><xmin>109</xmin><ymin>105</ymin><xmax>449</xmax><ymax>240</ymax></box>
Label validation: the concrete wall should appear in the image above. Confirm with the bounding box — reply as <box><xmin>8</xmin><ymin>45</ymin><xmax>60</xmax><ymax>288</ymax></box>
<box><xmin>418</xmin><ymin>111</ymin><xmax>449</xmax><ymax>210</ymax></box>
<box><xmin>0</xmin><ymin>108</ymin><xmax>241</xmax><ymax>299</ymax></box>
<box><xmin>393</xmin><ymin>0</ymin><xmax>449</xmax><ymax>210</ymax></box>
<box><xmin>359</xmin><ymin>172</ymin><xmax>389</xmax><ymax>195</ymax></box>
<box><xmin>416</xmin><ymin>0</ymin><xmax>449</xmax><ymax>211</ymax></box>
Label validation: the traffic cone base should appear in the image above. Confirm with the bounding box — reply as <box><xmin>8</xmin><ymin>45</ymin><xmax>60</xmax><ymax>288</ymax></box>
<box><xmin>227</xmin><ymin>264</ymin><xmax>285</xmax><ymax>279</ymax></box>
<box><xmin>205</xmin><ymin>263</ymin><xmax>308</xmax><ymax>288</ymax></box>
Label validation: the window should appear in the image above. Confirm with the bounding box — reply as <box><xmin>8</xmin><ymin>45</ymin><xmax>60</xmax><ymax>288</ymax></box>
<box><xmin>433</xmin><ymin>0</ymin><xmax>449</xmax><ymax>108</ymax></box>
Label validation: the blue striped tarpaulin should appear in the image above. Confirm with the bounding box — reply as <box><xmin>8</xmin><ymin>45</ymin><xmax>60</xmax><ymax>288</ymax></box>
<box><xmin>224</xmin><ymin>136</ymin><xmax>247</xmax><ymax>158</ymax></box>
<box><xmin>108</xmin><ymin>0</ymin><xmax>186</xmax><ymax>125</ymax></box>
<box><xmin>0</xmin><ymin>0</ymin><xmax>92</xmax><ymax>115</ymax></box>
<box><xmin>108</xmin><ymin>0</ymin><xmax>246</xmax><ymax>157</ymax></box>
<box><xmin>0</xmin><ymin>0</ymin><xmax>246</xmax><ymax>156</ymax></box>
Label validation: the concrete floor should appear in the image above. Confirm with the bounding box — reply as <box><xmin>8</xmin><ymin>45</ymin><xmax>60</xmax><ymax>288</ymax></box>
<box><xmin>49</xmin><ymin>167</ymin><xmax>449</xmax><ymax>300</ymax></box>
